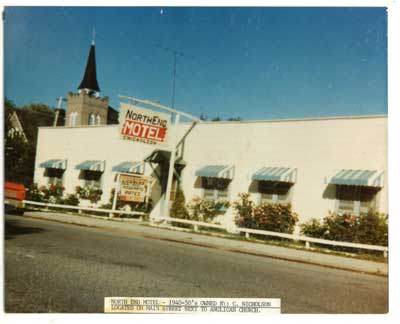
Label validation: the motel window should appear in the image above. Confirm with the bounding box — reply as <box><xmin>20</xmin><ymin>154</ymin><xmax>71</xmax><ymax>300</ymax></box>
<box><xmin>80</xmin><ymin>170</ymin><xmax>103</xmax><ymax>188</ymax></box>
<box><xmin>44</xmin><ymin>168</ymin><xmax>64</xmax><ymax>186</ymax></box>
<box><xmin>201</xmin><ymin>177</ymin><xmax>230</xmax><ymax>200</ymax></box>
<box><xmin>336</xmin><ymin>185</ymin><xmax>379</xmax><ymax>215</ymax></box>
<box><xmin>88</xmin><ymin>113</ymin><xmax>96</xmax><ymax>125</ymax></box>
<box><xmin>258</xmin><ymin>181</ymin><xmax>292</xmax><ymax>205</ymax></box>
<box><xmin>69</xmin><ymin>112</ymin><xmax>77</xmax><ymax>126</ymax></box>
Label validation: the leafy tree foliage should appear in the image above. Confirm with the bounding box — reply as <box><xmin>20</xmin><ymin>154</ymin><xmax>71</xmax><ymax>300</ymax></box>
<box><xmin>4</xmin><ymin>99</ymin><xmax>56</xmax><ymax>185</ymax></box>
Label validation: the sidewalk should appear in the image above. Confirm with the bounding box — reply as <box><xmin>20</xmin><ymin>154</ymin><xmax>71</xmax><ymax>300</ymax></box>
<box><xmin>22</xmin><ymin>211</ymin><xmax>387</xmax><ymax>276</ymax></box>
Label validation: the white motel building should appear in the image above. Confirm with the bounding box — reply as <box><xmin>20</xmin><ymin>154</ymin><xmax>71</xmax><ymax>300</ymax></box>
<box><xmin>33</xmin><ymin>41</ymin><xmax>388</xmax><ymax>228</ymax></box>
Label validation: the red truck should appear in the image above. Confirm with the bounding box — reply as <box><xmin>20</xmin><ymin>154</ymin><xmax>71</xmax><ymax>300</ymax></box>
<box><xmin>4</xmin><ymin>182</ymin><xmax>25</xmax><ymax>214</ymax></box>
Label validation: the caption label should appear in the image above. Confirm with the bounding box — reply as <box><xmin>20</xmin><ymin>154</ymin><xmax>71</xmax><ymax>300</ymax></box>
<box><xmin>104</xmin><ymin>297</ymin><xmax>281</xmax><ymax>314</ymax></box>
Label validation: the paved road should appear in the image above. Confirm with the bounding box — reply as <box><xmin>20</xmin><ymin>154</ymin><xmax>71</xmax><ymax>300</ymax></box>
<box><xmin>4</xmin><ymin>214</ymin><xmax>388</xmax><ymax>313</ymax></box>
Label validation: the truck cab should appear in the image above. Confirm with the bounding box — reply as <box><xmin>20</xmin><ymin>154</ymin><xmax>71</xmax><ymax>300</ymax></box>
<box><xmin>4</xmin><ymin>182</ymin><xmax>25</xmax><ymax>214</ymax></box>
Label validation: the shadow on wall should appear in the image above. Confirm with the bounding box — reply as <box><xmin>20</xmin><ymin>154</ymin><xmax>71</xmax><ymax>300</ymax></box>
<box><xmin>193</xmin><ymin>176</ymin><xmax>202</xmax><ymax>189</ymax></box>
<box><xmin>323</xmin><ymin>184</ymin><xmax>336</xmax><ymax>200</ymax></box>
<box><xmin>248</xmin><ymin>180</ymin><xmax>258</xmax><ymax>193</ymax></box>
<box><xmin>149</xmin><ymin>166</ymin><xmax>162</xmax><ymax>207</ymax></box>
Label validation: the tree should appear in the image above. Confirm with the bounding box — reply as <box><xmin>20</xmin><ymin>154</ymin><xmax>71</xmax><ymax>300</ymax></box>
<box><xmin>211</xmin><ymin>116</ymin><xmax>221</xmax><ymax>121</ymax></box>
<box><xmin>227</xmin><ymin>117</ymin><xmax>242</xmax><ymax>121</ymax></box>
<box><xmin>4</xmin><ymin>99</ymin><xmax>30</xmax><ymax>184</ymax></box>
<box><xmin>4</xmin><ymin>100</ymin><xmax>56</xmax><ymax>185</ymax></box>
<box><xmin>199</xmin><ymin>113</ymin><xmax>208</xmax><ymax>121</ymax></box>
<box><xmin>170</xmin><ymin>185</ymin><xmax>189</xmax><ymax>219</ymax></box>
<box><xmin>18</xmin><ymin>103</ymin><xmax>55</xmax><ymax>147</ymax></box>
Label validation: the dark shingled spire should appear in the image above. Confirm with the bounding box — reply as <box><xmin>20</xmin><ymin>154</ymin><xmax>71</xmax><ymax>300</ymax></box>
<box><xmin>78</xmin><ymin>42</ymin><xmax>100</xmax><ymax>92</ymax></box>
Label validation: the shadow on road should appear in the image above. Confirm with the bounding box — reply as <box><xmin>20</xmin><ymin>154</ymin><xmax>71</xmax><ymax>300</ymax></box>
<box><xmin>5</xmin><ymin>219</ymin><xmax>46</xmax><ymax>240</ymax></box>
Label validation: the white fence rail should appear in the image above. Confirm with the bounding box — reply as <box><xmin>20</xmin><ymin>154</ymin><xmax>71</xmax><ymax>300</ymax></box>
<box><xmin>23</xmin><ymin>200</ymin><xmax>146</xmax><ymax>219</ymax></box>
<box><xmin>158</xmin><ymin>217</ymin><xmax>387</xmax><ymax>257</ymax></box>
<box><xmin>22</xmin><ymin>200</ymin><xmax>388</xmax><ymax>257</ymax></box>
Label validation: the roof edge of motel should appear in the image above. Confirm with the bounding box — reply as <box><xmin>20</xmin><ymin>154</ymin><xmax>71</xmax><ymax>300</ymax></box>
<box><xmin>38</xmin><ymin>114</ymin><xmax>388</xmax><ymax>130</ymax></box>
<box><xmin>78</xmin><ymin>40</ymin><xmax>100</xmax><ymax>93</ymax></box>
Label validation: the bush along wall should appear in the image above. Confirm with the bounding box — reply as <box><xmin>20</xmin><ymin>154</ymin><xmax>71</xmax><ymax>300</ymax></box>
<box><xmin>26</xmin><ymin>183</ymin><xmax>66</xmax><ymax>204</ymax></box>
<box><xmin>186</xmin><ymin>196</ymin><xmax>230</xmax><ymax>223</ymax></box>
<box><xmin>300</xmin><ymin>210</ymin><xmax>388</xmax><ymax>247</ymax></box>
<box><xmin>25</xmin><ymin>183</ymin><xmax>80</xmax><ymax>210</ymax></box>
<box><xmin>233</xmin><ymin>193</ymin><xmax>299</xmax><ymax>234</ymax></box>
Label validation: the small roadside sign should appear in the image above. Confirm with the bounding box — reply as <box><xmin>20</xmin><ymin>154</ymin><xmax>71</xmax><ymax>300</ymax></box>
<box><xmin>119</xmin><ymin>174</ymin><xmax>148</xmax><ymax>203</ymax></box>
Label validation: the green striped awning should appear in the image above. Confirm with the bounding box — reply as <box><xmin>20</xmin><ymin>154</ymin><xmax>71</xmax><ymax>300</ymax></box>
<box><xmin>144</xmin><ymin>150</ymin><xmax>186</xmax><ymax>166</ymax></box>
<box><xmin>112</xmin><ymin>161</ymin><xmax>144</xmax><ymax>174</ymax></box>
<box><xmin>39</xmin><ymin>159</ymin><xmax>67</xmax><ymax>170</ymax></box>
<box><xmin>75</xmin><ymin>160</ymin><xmax>105</xmax><ymax>172</ymax></box>
<box><xmin>251</xmin><ymin>167</ymin><xmax>297</xmax><ymax>183</ymax></box>
<box><xmin>195</xmin><ymin>165</ymin><xmax>235</xmax><ymax>179</ymax></box>
<box><xmin>325</xmin><ymin>169</ymin><xmax>384</xmax><ymax>187</ymax></box>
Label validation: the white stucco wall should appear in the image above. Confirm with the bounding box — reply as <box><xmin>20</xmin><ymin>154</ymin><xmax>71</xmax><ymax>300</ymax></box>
<box><xmin>34</xmin><ymin>115</ymin><xmax>387</xmax><ymax>224</ymax></box>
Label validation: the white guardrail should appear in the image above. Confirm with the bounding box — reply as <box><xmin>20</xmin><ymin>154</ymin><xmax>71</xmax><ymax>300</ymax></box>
<box><xmin>158</xmin><ymin>217</ymin><xmax>388</xmax><ymax>257</ymax></box>
<box><xmin>23</xmin><ymin>200</ymin><xmax>388</xmax><ymax>257</ymax></box>
<box><xmin>23</xmin><ymin>200</ymin><xmax>146</xmax><ymax>220</ymax></box>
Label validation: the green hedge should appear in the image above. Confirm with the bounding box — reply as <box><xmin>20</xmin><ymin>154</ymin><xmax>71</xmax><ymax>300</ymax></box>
<box><xmin>300</xmin><ymin>210</ymin><xmax>388</xmax><ymax>246</ymax></box>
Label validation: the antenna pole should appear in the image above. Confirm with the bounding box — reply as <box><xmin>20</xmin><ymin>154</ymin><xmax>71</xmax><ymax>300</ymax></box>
<box><xmin>161</xmin><ymin>47</ymin><xmax>183</xmax><ymax>108</ymax></box>
<box><xmin>171</xmin><ymin>53</ymin><xmax>177</xmax><ymax>108</ymax></box>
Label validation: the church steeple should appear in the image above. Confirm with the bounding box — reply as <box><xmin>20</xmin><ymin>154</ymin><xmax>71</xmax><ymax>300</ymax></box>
<box><xmin>78</xmin><ymin>40</ymin><xmax>100</xmax><ymax>93</ymax></box>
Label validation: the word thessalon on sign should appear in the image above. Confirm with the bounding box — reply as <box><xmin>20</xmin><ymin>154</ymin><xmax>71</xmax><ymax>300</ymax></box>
<box><xmin>119</xmin><ymin>102</ymin><xmax>171</xmax><ymax>147</ymax></box>
<box><xmin>120</xmin><ymin>174</ymin><xmax>148</xmax><ymax>203</ymax></box>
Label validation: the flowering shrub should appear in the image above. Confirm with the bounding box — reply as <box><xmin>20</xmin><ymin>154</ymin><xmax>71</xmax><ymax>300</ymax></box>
<box><xmin>62</xmin><ymin>193</ymin><xmax>80</xmax><ymax>206</ymax></box>
<box><xmin>26</xmin><ymin>183</ymin><xmax>65</xmax><ymax>203</ymax></box>
<box><xmin>233</xmin><ymin>193</ymin><xmax>299</xmax><ymax>234</ymax></box>
<box><xmin>300</xmin><ymin>210</ymin><xmax>388</xmax><ymax>246</ymax></box>
<box><xmin>26</xmin><ymin>183</ymin><xmax>46</xmax><ymax>202</ymax></box>
<box><xmin>41</xmin><ymin>183</ymin><xmax>65</xmax><ymax>202</ymax></box>
<box><xmin>187</xmin><ymin>196</ymin><xmax>230</xmax><ymax>222</ymax></box>
<box><xmin>75</xmin><ymin>186</ymin><xmax>103</xmax><ymax>204</ymax></box>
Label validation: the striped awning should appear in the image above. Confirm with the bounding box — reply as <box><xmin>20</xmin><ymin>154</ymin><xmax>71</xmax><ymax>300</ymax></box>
<box><xmin>112</xmin><ymin>161</ymin><xmax>144</xmax><ymax>174</ymax></box>
<box><xmin>325</xmin><ymin>169</ymin><xmax>385</xmax><ymax>187</ymax></box>
<box><xmin>195</xmin><ymin>165</ymin><xmax>235</xmax><ymax>179</ymax></box>
<box><xmin>144</xmin><ymin>150</ymin><xmax>186</xmax><ymax>166</ymax></box>
<box><xmin>75</xmin><ymin>160</ymin><xmax>105</xmax><ymax>172</ymax></box>
<box><xmin>251</xmin><ymin>167</ymin><xmax>297</xmax><ymax>183</ymax></box>
<box><xmin>39</xmin><ymin>159</ymin><xmax>67</xmax><ymax>170</ymax></box>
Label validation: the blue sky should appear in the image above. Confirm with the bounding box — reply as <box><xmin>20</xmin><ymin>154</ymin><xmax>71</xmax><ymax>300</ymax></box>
<box><xmin>4</xmin><ymin>7</ymin><xmax>387</xmax><ymax>120</ymax></box>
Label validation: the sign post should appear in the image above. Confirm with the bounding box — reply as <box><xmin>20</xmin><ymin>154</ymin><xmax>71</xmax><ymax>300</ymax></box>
<box><xmin>110</xmin><ymin>173</ymin><xmax>121</xmax><ymax>218</ymax></box>
<box><xmin>163</xmin><ymin>113</ymin><xmax>180</xmax><ymax>218</ymax></box>
<box><xmin>118</xmin><ymin>95</ymin><xmax>201</xmax><ymax>221</ymax></box>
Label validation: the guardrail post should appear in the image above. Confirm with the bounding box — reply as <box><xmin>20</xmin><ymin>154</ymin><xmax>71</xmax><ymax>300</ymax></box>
<box><xmin>78</xmin><ymin>209</ymin><xmax>82</xmax><ymax>214</ymax></box>
<box><xmin>383</xmin><ymin>250</ymin><xmax>388</xmax><ymax>258</ymax></box>
<box><xmin>109</xmin><ymin>212</ymin><xmax>114</xmax><ymax>219</ymax></box>
<box><xmin>193</xmin><ymin>224</ymin><xmax>199</xmax><ymax>232</ymax></box>
<box><xmin>245</xmin><ymin>232</ymin><xmax>250</xmax><ymax>240</ymax></box>
<box><xmin>305</xmin><ymin>241</ymin><xmax>310</xmax><ymax>249</ymax></box>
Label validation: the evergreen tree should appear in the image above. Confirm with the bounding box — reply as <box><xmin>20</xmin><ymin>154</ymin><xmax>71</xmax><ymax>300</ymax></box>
<box><xmin>170</xmin><ymin>185</ymin><xmax>189</xmax><ymax>219</ymax></box>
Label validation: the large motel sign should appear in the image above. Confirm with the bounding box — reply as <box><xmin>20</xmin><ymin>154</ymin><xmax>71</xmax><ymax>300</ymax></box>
<box><xmin>117</xmin><ymin>95</ymin><xmax>201</xmax><ymax>219</ymax></box>
<box><xmin>119</xmin><ymin>102</ymin><xmax>171</xmax><ymax>147</ymax></box>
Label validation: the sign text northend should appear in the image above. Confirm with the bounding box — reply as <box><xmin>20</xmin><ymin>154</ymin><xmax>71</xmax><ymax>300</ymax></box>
<box><xmin>119</xmin><ymin>103</ymin><xmax>171</xmax><ymax>147</ymax></box>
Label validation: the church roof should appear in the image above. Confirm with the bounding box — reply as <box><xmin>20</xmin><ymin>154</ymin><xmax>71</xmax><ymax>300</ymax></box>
<box><xmin>78</xmin><ymin>42</ymin><xmax>100</xmax><ymax>92</ymax></box>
